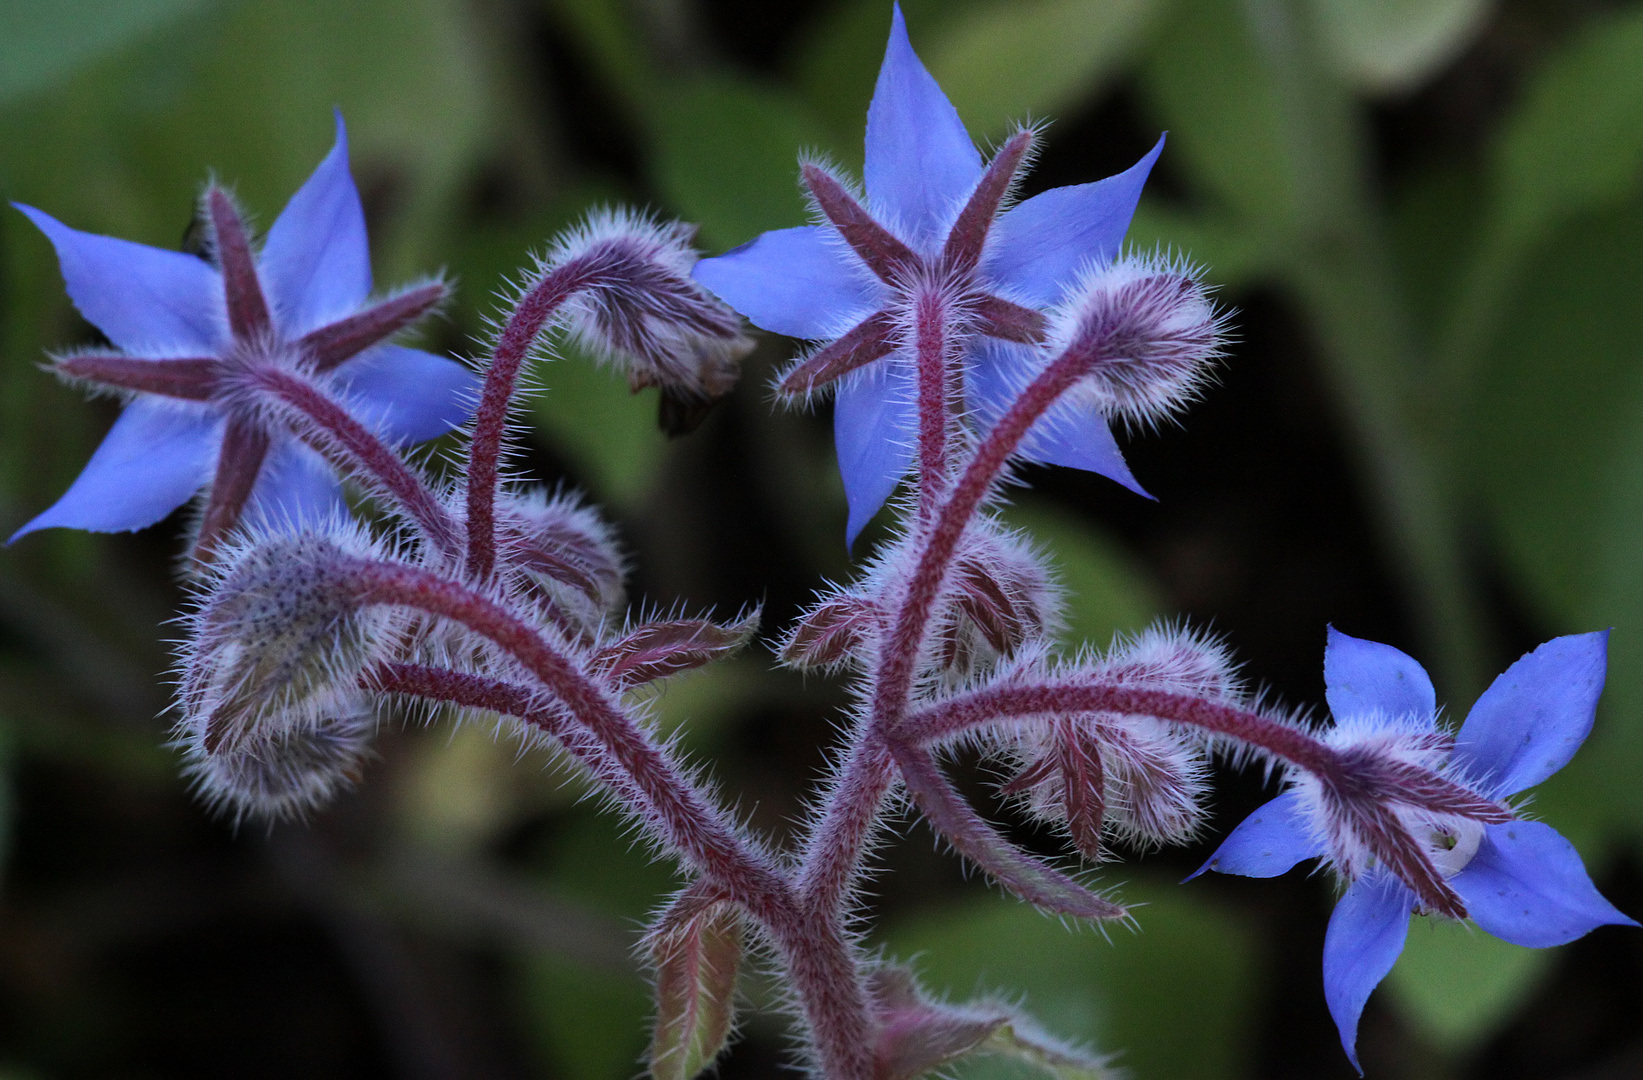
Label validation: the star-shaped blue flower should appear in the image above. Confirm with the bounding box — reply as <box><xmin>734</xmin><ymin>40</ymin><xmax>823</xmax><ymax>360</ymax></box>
<box><xmin>1194</xmin><ymin>627</ymin><xmax>1636</xmax><ymax>1072</ymax></box>
<box><xmin>693</xmin><ymin>4</ymin><xmax>1162</xmax><ymax>545</ymax></box>
<box><xmin>10</xmin><ymin>114</ymin><xmax>477</xmax><ymax>554</ymax></box>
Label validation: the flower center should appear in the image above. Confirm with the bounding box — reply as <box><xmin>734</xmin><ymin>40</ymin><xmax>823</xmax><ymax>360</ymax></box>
<box><xmin>1421</xmin><ymin>818</ymin><xmax>1485</xmax><ymax>877</ymax></box>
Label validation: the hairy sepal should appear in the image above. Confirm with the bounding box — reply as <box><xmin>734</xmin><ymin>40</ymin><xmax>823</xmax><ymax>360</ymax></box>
<box><xmin>780</xmin><ymin>593</ymin><xmax>883</xmax><ymax>672</ymax></box>
<box><xmin>591</xmin><ymin>612</ymin><xmax>759</xmax><ymax>690</ymax></box>
<box><xmin>868</xmin><ymin>965</ymin><xmax>1115</xmax><ymax>1080</ymax></box>
<box><xmin>647</xmin><ymin>894</ymin><xmax>745</xmax><ymax>1080</ymax></box>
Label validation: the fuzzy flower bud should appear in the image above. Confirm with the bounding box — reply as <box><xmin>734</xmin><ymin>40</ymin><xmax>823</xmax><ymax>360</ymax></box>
<box><xmin>536</xmin><ymin>209</ymin><xmax>754</xmax><ymax>431</ymax></box>
<box><xmin>1045</xmin><ymin>252</ymin><xmax>1224</xmax><ymax>428</ymax></box>
<box><xmin>496</xmin><ymin>487</ymin><xmax>626</xmax><ymax>635</ymax></box>
<box><xmin>176</xmin><ymin>524</ymin><xmax>402</xmax><ymax>820</ymax></box>
<box><xmin>1002</xmin><ymin>624</ymin><xmax>1238</xmax><ymax>857</ymax></box>
<box><xmin>927</xmin><ymin>518</ymin><xmax>1060</xmax><ymax>678</ymax></box>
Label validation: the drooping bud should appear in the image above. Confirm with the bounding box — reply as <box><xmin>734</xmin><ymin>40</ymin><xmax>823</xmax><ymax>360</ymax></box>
<box><xmin>496</xmin><ymin>487</ymin><xmax>626</xmax><ymax>635</ymax></box>
<box><xmin>537</xmin><ymin>208</ymin><xmax>753</xmax><ymax>429</ymax></box>
<box><xmin>645</xmin><ymin>888</ymin><xmax>745</xmax><ymax>1080</ymax></box>
<box><xmin>1045</xmin><ymin>251</ymin><xmax>1224</xmax><ymax>429</ymax></box>
<box><xmin>175</xmin><ymin>524</ymin><xmax>402</xmax><ymax>820</ymax></box>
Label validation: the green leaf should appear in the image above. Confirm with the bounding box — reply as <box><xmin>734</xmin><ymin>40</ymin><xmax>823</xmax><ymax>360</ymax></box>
<box><xmin>1003</xmin><ymin>502</ymin><xmax>1158</xmax><ymax>649</ymax></box>
<box><xmin>883</xmin><ymin>878</ymin><xmax>1258</xmax><ymax>1080</ymax></box>
<box><xmin>1308</xmin><ymin>0</ymin><xmax>1492</xmax><ymax>94</ymax></box>
<box><xmin>1492</xmin><ymin>7</ymin><xmax>1643</xmax><ymax>247</ymax></box>
<box><xmin>649</xmin><ymin>75</ymin><xmax>831</xmax><ymax>252</ymax></box>
<box><xmin>1468</xmin><ymin>196</ymin><xmax>1643</xmax><ymax>835</ymax></box>
<box><xmin>926</xmin><ymin>0</ymin><xmax>1164</xmax><ymax>142</ymax></box>
<box><xmin>1136</xmin><ymin>0</ymin><xmax>1297</xmax><ymax>227</ymax></box>
<box><xmin>647</xmin><ymin>901</ymin><xmax>744</xmax><ymax>1080</ymax></box>
<box><xmin>1385</xmin><ymin>917</ymin><xmax>1550</xmax><ymax>1053</ymax></box>
<box><xmin>0</xmin><ymin>0</ymin><xmax>206</xmax><ymax>105</ymax></box>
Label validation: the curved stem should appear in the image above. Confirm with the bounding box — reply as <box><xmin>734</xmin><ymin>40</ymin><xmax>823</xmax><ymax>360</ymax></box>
<box><xmin>464</xmin><ymin>260</ymin><xmax>595</xmax><ymax>581</ymax></box>
<box><xmin>250</xmin><ymin>367</ymin><xmax>460</xmax><ymax>553</ymax></box>
<box><xmin>345</xmin><ymin>560</ymin><xmax>877</xmax><ymax>1077</ymax></box>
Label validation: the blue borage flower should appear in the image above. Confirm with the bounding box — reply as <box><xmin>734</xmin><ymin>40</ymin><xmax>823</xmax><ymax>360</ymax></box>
<box><xmin>10</xmin><ymin>113</ymin><xmax>477</xmax><ymax>552</ymax></box>
<box><xmin>693</xmin><ymin>3</ymin><xmax>1162</xmax><ymax>545</ymax></box>
<box><xmin>1194</xmin><ymin>627</ymin><xmax>1637</xmax><ymax>1072</ymax></box>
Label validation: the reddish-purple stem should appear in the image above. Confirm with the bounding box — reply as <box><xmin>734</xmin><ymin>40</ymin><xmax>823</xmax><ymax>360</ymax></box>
<box><xmin>341</xmin><ymin>557</ymin><xmax>877</xmax><ymax>1077</ymax></box>
<box><xmin>55</xmin><ymin>355</ymin><xmax>217</xmax><ymax>400</ymax></box>
<box><xmin>208</xmin><ymin>189</ymin><xmax>272</xmax><ymax>340</ymax></box>
<box><xmin>250</xmin><ymin>367</ymin><xmax>460</xmax><ymax>553</ymax></box>
<box><xmin>464</xmin><ymin>260</ymin><xmax>594</xmax><ymax>581</ymax></box>
<box><xmin>194</xmin><ymin>417</ymin><xmax>269</xmax><ymax>562</ymax></box>
<box><xmin>891</xmin><ymin>738</ymin><xmax>1125</xmax><ymax>919</ymax></box>
<box><xmin>900</xmin><ymin>680</ymin><xmax>1505</xmax><ymax>917</ymax></box>
<box><xmin>914</xmin><ymin>287</ymin><xmax>951</xmax><ymax>522</ymax></box>
<box><xmin>300</xmin><ymin>283</ymin><xmax>448</xmax><ymax>371</ymax></box>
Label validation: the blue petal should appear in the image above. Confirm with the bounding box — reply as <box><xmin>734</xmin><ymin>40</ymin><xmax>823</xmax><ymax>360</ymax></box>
<box><xmin>966</xmin><ymin>339</ymin><xmax>1148</xmax><ymax>496</ymax></box>
<box><xmin>1187</xmin><ymin>793</ymin><xmax>1323</xmax><ymax>880</ymax></box>
<box><xmin>835</xmin><ymin>357</ymin><xmax>916</xmax><ymax>547</ymax></box>
<box><xmin>245</xmin><ymin>437</ymin><xmax>347</xmax><ymax>530</ymax></box>
<box><xmin>693</xmin><ymin>226</ymin><xmax>882</xmax><ymax>339</ymax></box>
<box><xmin>1323</xmin><ymin>875</ymin><xmax>1414</xmax><ymax>1075</ymax></box>
<box><xmin>863</xmin><ymin>4</ymin><xmax>983</xmax><ymax>248</ymax></box>
<box><xmin>9</xmin><ymin>399</ymin><xmax>220</xmax><ymax>541</ymax></box>
<box><xmin>334</xmin><ymin>345</ymin><xmax>479</xmax><ymax>444</ymax></box>
<box><xmin>259</xmin><ymin>113</ymin><xmax>373</xmax><ymax>338</ymax></box>
<box><xmin>1455</xmin><ymin>821</ymin><xmax>1636</xmax><ymax>948</ymax></box>
<box><xmin>1323</xmin><ymin>626</ymin><xmax>1436</xmax><ymax>726</ymax></box>
<box><xmin>16</xmin><ymin>204</ymin><xmax>225</xmax><ymax>354</ymax></box>
<box><xmin>983</xmin><ymin>136</ymin><xmax>1164</xmax><ymax>307</ymax></box>
<box><xmin>1454</xmin><ymin>632</ymin><xmax>1608</xmax><ymax>798</ymax></box>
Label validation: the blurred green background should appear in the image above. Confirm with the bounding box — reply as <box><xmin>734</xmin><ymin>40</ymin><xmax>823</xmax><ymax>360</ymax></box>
<box><xmin>1</xmin><ymin>0</ymin><xmax>1641</xmax><ymax>1077</ymax></box>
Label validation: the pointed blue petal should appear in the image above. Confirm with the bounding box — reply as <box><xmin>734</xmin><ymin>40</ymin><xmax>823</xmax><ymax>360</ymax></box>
<box><xmin>334</xmin><ymin>345</ymin><xmax>479</xmax><ymax>444</ymax></box>
<box><xmin>965</xmin><ymin>339</ymin><xmax>1148</xmax><ymax>496</ymax></box>
<box><xmin>1323</xmin><ymin>626</ymin><xmax>1436</xmax><ymax>726</ymax></box>
<box><xmin>1323</xmin><ymin>875</ymin><xmax>1414</xmax><ymax>1075</ymax></box>
<box><xmin>983</xmin><ymin>136</ymin><xmax>1164</xmax><ymax>307</ymax></box>
<box><xmin>1187</xmin><ymin>793</ymin><xmax>1323</xmax><ymax>880</ymax></box>
<box><xmin>259</xmin><ymin>113</ymin><xmax>372</xmax><ymax>338</ymax></box>
<box><xmin>863</xmin><ymin>4</ymin><xmax>982</xmax><ymax>248</ymax></box>
<box><xmin>246</xmin><ymin>437</ymin><xmax>347</xmax><ymax>530</ymax></box>
<box><xmin>693</xmin><ymin>226</ymin><xmax>882</xmax><ymax>339</ymax></box>
<box><xmin>9</xmin><ymin>399</ymin><xmax>220</xmax><ymax>541</ymax></box>
<box><xmin>16</xmin><ymin>204</ymin><xmax>225</xmax><ymax>354</ymax></box>
<box><xmin>1455</xmin><ymin>821</ymin><xmax>1636</xmax><ymax>948</ymax></box>
<box><xmin>835</xmin><ymin>357</ymin><xmax>916</xmax><ymax>547</ymax></box>
<box><xmin>1455</xmin><ymin>632</ymin><xmax>1608</xmax><ymax>798</ymax></box>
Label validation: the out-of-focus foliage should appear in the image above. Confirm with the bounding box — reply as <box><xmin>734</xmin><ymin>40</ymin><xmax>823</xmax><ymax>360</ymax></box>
<box><xmin>1</xmin><ymin>0</ymin><xmax>1641</xmax><ymax>1077</ymax></box>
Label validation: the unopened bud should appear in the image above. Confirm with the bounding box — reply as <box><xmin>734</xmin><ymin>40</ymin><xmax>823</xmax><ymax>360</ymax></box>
<box><xmin>539</xmin><ymin>209</ymin><xmax>753</xmax><ymax>419</ymax></box>
<box><xmin>928</xmin><ymin>517</ymin><xmax>1060</xmax><ymax>678</ymax></box>
<box><xmin>1046</xmin><ymin>252</ymin><xmax>1224</xmax><ymax>428</ymax></box>
<box><xmin>175</xmin><ymin>525</ymin><xmax>401</xmax><ymax>819</ymax></box>
<box><xmin>496</xmin><ymin>487</ymin><xmax>625</xmax><ymax>635</ymax></box>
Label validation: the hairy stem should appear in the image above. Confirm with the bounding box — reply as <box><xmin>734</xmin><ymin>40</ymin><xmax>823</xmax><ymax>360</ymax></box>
<box><xmin>914</xmin><ymin>286</ymin><xmax>952</xmax><ymax>522</ymax></box>
<box><xmin>250</xmin><ymin>367</ymin><xmax>460</xmax><ymax>553</ymax></box>
<box><xmin>464</xmin><ymin>260</ymin><xmax>595</xmax><ymax>581</ymax></box>
<box><xmin>345</xmin><ymin>559</ymin><xmax>877</xmax><ymax>1077</ymax></box>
